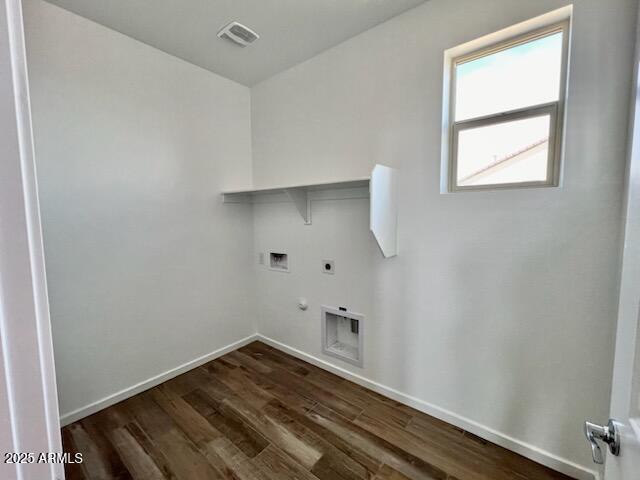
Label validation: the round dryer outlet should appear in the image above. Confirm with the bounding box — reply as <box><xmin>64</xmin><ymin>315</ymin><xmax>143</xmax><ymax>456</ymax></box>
<box><xmin>322</xmin><ymin>260</ymin><xmax>335</xmax><ymax>274</ymax></box>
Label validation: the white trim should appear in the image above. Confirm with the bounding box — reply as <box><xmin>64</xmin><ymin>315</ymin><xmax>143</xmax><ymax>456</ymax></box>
<box><xmin>58</xmin><ymin>331</ymin><xmax>599</xmax><ymax>479</ymax></box>
<box><xmin>448</xmin><ymin>21</ymin><xmax>568</xmax><ymax>192</ymax></box>
<box><xmin>7</xmin><ymin>0</ymin><xmax>62</xmax><ymax>468</ymax></box>
<box><xmin>256</xmin><ymin>334</ymin><xmax>598</xmax><ymax>480</ymax></box>
<box><xmin>1</xmin><ymin>1</ymin><xmax>62</xmax><ymax>479</ymax></box>
<box><xmin>605</xmin><ymin>6</ymin><xmax>640</xmax><ymax>475</ymax></box>
<box><xmin>59</xmin><ymin>334</ymin><xmax>258</xmax><ymax>426</ymax></box>
<box><xmin>440</xmin><ymin>6</ymin><xmax>573</xmax><ymax>194</ymax></box>
<box><xmin>450</xmin><ymin>103</ymin><xmax>559</xmax><ymax>191</ymax></box>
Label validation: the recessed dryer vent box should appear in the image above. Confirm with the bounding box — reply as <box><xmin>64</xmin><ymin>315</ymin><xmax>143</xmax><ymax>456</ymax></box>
<box><xmin>269</xmin><ymin>252</ymin><xmax>289</xmax><ymax>272</ymax></box>
<box><xmin>321</xmin><ymin>306</ymin><xmax>363</xmax><ymax>367</ymax></box>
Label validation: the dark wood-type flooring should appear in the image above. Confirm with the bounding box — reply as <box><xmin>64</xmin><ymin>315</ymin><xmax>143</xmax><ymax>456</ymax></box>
<box><xmin>62</xmin><ymin>341</ymin><xmax>574</xmax><ymax>480</ymax></box>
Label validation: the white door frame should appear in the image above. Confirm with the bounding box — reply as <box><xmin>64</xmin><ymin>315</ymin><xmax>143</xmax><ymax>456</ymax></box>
<box><xmin>0</xmin><ymin>1</ymin><xmax>63</xmax><ymax>479</ymax></box>
<box><xmin>603</xmin><ymin>4</ymin><xmax>640</xmax><ymax>479</ymax></box>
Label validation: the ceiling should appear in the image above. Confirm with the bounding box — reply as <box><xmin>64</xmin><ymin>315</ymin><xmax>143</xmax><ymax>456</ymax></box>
<box><xmin>44</xmin><ymin>0</ymin><xmax>427</xmax><ymax>86</ymax></box>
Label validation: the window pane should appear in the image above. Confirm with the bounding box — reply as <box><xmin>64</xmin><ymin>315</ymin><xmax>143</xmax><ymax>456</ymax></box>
<box><xmin>455</xmin><ymin>32</ymin><xmax>563</xmax><ymax>121</ymax></box>
<box><xmin>456</xmin><ymin>115</ymin><xmax>550</xmax><ymax>187</ymax></box>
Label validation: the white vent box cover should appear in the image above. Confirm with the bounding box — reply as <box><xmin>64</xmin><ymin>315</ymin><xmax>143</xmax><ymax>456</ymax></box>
<box><xmin>217</xmin><ymin>22</ymin><xmax>259</xmax><ymax>47</ymax></box>
<box><xmin>321</xmin><ymin>306</ymin><xmax>363</xmax><ymax>367</ymax></box>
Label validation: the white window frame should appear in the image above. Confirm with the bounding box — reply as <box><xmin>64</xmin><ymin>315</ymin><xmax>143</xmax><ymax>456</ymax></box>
<box><xmin>448</xmin><ymin>21</ymin><xmax>570</xmax><ymax>192</ymax></box>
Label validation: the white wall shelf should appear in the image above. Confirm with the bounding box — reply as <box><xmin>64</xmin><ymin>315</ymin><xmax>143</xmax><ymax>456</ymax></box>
<box><xmin>222</xmin><ymin>164</ymin><xmax>398</xmax><ymax>257</ymax></box>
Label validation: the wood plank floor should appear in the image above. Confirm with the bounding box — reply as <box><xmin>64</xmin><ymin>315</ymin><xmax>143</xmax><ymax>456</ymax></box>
<box><xmin>61</xmin><ymin>341</ymin><xmax>574</xmax><ymax>480</ymax></box>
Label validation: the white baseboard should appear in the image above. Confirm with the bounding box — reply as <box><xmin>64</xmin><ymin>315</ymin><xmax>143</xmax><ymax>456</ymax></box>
<box><xmin>59</xmin><ymin>334</ymin><xmax>258</xmax><ymax>426</ymax></box>
<box><xmin>256</xmin><ymin>334</ymin><xmax>599</xmax><ymax>480</ymax></box>
<box><xmin>58</xmin><ymin>332</ymin><xmax>599</xmax><ymax>480</ymax></box>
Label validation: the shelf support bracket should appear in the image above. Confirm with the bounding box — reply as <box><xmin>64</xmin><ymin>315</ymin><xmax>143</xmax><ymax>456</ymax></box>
<box><xmin>285</xmin><ymin>188</ymin><xmax>311</xmax><ymax>225</ymax></box>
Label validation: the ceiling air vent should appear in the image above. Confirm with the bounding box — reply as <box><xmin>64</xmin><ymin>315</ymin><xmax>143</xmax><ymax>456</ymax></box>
<box><xmin>217</xmin><ymin>22</ymin><xmax>259</xmax><ymax>47</ymax></box>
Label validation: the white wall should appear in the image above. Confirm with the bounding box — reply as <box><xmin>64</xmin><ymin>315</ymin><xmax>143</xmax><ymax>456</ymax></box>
<box><xmin>20</xmin><ymin>0</ymin><xmax>637</xmax><ymax>476</ymax></box>
<box><xmin>23</xmin><ymin>0</ymin><xmax>255</xmax><ymax>420</ymax></box>
<box><xmin>251</xmin><ymin>0</ymin><xmax>637</xmax><ymax>476</ymax></box>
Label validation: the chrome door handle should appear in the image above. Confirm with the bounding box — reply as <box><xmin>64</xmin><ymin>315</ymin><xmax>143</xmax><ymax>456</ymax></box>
<box><xmin>584</xmin><ymin>419</ymin><xmax>620</xmax><ymax>464</ymax></box>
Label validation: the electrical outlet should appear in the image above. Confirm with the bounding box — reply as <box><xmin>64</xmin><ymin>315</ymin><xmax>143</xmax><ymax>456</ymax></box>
<box><xmin>322</xmin><ymin>259</ymin><xmax>335</xmax><ymax>274</ymax></box>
